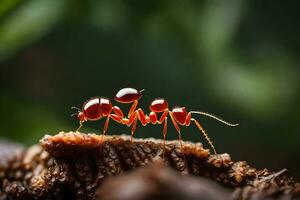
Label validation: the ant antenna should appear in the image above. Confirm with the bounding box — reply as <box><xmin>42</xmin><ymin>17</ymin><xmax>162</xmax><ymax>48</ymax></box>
<box><xmin>140</xmin><ymin>89</ymin><xmax>145</xmax><ymax>93</ymax></box>
<box><xmin>71</xmin><ymin>106</ymin><xmax>81</xmax><ymax>111</ymax></box>
<box><xmin>190</xmin><ymin>111</ymin><xmax>238</xmax><ymax>127</ymax></box>
<box><xmin>71</xmin><ymin>113</ymin><xmax>78</xmax><ymax>117</ymax></box>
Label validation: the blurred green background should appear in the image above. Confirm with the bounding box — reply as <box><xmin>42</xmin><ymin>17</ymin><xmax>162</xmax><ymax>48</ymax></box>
<box><xmin>0</xmin><ymin>0</ymin><xmax>299</xmax><ymax>178</ymax></box>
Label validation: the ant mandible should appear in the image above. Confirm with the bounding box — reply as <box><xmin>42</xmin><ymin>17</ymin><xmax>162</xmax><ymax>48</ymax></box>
<box><xmin>71</xmin><ymin>87</ymin><xmax>238</xmax><ymax>154</ymax></box>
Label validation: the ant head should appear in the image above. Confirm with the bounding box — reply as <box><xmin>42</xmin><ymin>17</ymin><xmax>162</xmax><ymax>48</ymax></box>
<box><xmin>71</xmin><ymin>106</ymin><xmax>86</xmax><ymax>123</ymax></box>
<box><xmin>77</xmin><ymin>111</ymin><xmax>85</xmax><ymax>122</ymax></box>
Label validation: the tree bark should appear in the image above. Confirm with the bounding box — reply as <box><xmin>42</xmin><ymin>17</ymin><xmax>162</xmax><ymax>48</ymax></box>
<box><xmin>0</xmin><ymin>131</ymin><xmax>299</xmax><ymax>200</ymax></box>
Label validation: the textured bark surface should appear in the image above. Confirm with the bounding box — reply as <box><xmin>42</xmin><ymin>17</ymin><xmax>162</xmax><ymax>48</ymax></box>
<box><xmin>95</xmin><ymin>162</ymin><xmax>232</xmax><ymax>200</ymax></box>
<box><xmin>0</xmin><ymin>131</ymin><xmax>299</xmax><ymax>200</ymax></box>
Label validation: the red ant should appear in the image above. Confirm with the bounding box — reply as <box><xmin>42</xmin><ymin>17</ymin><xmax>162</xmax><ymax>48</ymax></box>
<box><xmin>72</xmin><ymin>87</ymin><xmax>238</xmax><ymax>154</ymax></box>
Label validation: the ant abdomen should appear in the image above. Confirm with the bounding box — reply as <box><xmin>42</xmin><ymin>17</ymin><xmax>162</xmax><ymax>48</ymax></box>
<box><xmin>82</xmin><ymin>97</ymin><xmax>112</xmax><ymax>121</ymax></box>
<box><xmin>82</xmin><ymin>97</ymin><xmax>103</xmax><ymax>121</ymax></box>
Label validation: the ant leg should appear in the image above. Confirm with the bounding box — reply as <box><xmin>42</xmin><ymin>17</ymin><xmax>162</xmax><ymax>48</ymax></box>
<box><xmin>124</xmin><ymin>111</ymin><xmax>138</xmax><ymax>142</ymax></box>
<box><xmin>128</xmin><ymin>100</ymin><xmax>138</xmax><ymax>118</ymax></box>
<box><xmin>169</xmin><ymin>111</ymin><xmax>186</xmax><ymax>168</ymax></box>
<box><xmin>110</xmin><ymin>114</ymin><xmax>122</xmax><ymax>123</ymax></box>
<box><xmin>137</xmin><ymin>109</ymin><xmax>147</xmax><ymax>126</ymax></box>
<box><xmin>103</xmin><ymin>115</ymin><xmax>110</xmax><ymax>134</ymax></box>
<box><xmin>130</xmin><ymin>113</ymin><xmax>138</xmax><ymax>143</ymax></box>
<box><xmin>159</xmin><ymin>110</ymin><xmax>169</xmax><ymax>124</ymax></box>
<box><xmin>191</xmin><ymin>118</ymin><xmax>217</xmax><ymax>154</ymax></box>
<box><xmin>161</xmin><ymin>117</ymin><xmax>168</xmax><ymax>159</ymax></box>
<box><xmin>163</xmin><ymin>118</ymin><xmax>168</xmax><ymax>147</ymax></box>
<box><xmin>100</xmin><ymin>116</ymin><xmax>110</xmax><ymax>145</ymax></box>
<box><xmin>185</xmin><ymin>112</ymin><xmax>192</xmax><ymax>126</ymax></box>
<box><xmin>127</xmin><ymin>112</ymin><xmax>137</xmax><ymax>127</ymax></box>
<box><xmin>113</xmin><ymin>106</ymin><xmax>124</xmax><ymax>118</ymax></box>
<box><xmin>168</xmin><ymin>112</ymin><xmax>181</xmax><ymax>133</ymax></box>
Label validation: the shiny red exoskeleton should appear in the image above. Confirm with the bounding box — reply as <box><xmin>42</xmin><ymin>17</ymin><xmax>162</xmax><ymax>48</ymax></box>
<box><xmin>73</xmin><ymin>97</ymin><xmax>124</xmax><ymax>134</ymax></box>
<box><xmin>72</xmin><ymin>88</ymin><xmax>143</xmax><ymax>134</ymax></box>
<box><xmin>72</xmin><ymin>87</ymin><xmax>238</xmax><ymax>154</ymax></box>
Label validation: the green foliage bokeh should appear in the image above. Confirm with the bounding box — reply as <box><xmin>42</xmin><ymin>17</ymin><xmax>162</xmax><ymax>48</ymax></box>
<box><xmin>0</xmin><ymin>0</ymin><xmax>299</xmax><ymax>177</ymax></box>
